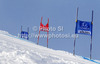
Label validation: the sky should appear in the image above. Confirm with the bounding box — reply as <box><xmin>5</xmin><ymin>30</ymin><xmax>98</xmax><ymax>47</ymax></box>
<box><xmin>0</xmin><ymin>0</ymin><xmax>100</xmax><ymax>60</ymax></box>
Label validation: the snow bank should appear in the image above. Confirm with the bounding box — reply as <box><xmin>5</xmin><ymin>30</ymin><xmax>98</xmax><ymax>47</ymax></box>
<box><xmin>0</xmin><ymin>30</ymin><xmax>10</xmax><ymax>35</ymax></box>
<box><xmin>0</xmin><ymin>30</ymin><xmax>98</xmax><ymax>64</ymax></box>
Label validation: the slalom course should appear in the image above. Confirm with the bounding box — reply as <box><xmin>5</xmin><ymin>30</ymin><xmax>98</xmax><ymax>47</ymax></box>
<box><xmin>0</xmin><ymin>30</ymin><xmax>99</xmax><ymax>64</ymax></box>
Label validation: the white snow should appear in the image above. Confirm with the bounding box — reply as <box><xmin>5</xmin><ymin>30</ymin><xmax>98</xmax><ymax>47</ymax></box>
<box><xmin>0</xmin><ymin>30</ymin><xmax>98</xmax><ymax>64</ymax></box>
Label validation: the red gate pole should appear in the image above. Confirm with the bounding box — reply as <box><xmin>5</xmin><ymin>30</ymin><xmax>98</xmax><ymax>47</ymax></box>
<box><xmin>47</xmin><ymin>18</ymin><xmax>49</xmax><ymax>48</ymax></box>
<box><xmin>37</xmin><ymin>17</ymin><xmax>43</xmax><ymax>45</ymax></box>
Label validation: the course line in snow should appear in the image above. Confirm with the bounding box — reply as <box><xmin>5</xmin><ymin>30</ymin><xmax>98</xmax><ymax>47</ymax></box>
<box><xmin>81</xmin><ymin>56</ymin><xmax>100</xmax><ymax>64</ymax></box>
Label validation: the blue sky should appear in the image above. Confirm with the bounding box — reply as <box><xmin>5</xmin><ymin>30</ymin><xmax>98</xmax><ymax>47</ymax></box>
<box><xmin>0</xmin><ymin>0</ymin><xmax>100</xmax><ymax>60</ymax></box>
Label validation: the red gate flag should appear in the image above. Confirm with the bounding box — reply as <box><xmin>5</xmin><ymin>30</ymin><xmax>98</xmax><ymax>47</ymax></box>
<box><xmin>40</xmin><ymin>17</ymin><xmax>49</xmax><ymax>32</ymax></box>
<box><xmin>37</xmin><ymin>17</ymin><xmax>49</xmax><ymax>48</ymax></box>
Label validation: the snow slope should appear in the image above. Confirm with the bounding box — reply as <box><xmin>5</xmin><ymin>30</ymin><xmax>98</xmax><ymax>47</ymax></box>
<box><xmin>0</xmin><ymin>30</ymin><xmax>98</xmax><ymax>64</ymax></box>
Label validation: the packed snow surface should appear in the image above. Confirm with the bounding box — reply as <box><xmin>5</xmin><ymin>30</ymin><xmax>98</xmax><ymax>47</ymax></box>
<box><xmin>0</xmin><ymin>30</ymin><xmax>98</xmax><ymax>64</ymax></box>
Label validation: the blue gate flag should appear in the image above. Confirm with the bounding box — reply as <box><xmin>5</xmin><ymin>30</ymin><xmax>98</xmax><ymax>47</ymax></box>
<box><xmin>21</xmin><ymin>31</ymin><xmax>29</xmax><ymax>40</ymax></box>
<box><xmin>75</xmin><ymin>20</ymin><xmax>92</xmax><ymax>36</ymax></box>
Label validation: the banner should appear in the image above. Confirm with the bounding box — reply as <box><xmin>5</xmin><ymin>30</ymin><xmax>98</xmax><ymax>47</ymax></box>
<box><xmin>39</xmin><ymin>18</ymin><xmax>49</xmax><ymax>32</ymax></box>
<box><xmin>75</xmin><ymin>20</ymin><xmax>92</xmax><ymax>36</ymax></box>
<box><xmin>21</xmin><ymin>31</ymin><xmax>29</xmax><ymax>40</ymax></box>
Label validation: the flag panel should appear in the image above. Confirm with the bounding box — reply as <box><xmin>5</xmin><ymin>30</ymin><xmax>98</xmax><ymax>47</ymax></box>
<box><xmin>21</xmin><ymin>31</ymin><xmax>29</xmax><ymax>40</ymax></box>
<box><xmin>75</xmin><ymin>20</ymin><xmax>92</xmax><ymax>36</ymax></box>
